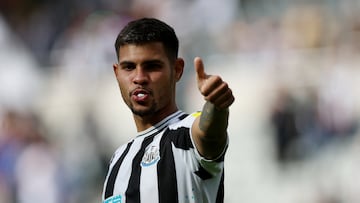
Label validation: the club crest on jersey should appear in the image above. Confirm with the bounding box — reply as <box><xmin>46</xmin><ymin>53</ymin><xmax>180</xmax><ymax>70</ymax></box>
<box><xmin>141</xmin><ymin>145</ymin><xmax>160</xmax><ymax>167</ymax></box>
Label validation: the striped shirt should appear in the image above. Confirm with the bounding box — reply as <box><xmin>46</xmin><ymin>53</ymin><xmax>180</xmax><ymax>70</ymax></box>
<box><xmin>102</xmin><ymin>111</ymin><xmax>227</xmax><ymax>203</ymax></box>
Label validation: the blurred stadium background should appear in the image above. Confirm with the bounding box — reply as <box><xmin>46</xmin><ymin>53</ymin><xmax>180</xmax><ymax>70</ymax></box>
<box><xmin>1</xmin><ymin>0</ymin><xmax>360</xmax><ymax>202</ymax></box>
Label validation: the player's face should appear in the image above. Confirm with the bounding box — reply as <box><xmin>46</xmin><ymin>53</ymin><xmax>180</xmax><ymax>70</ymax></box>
<box><xmin>113</xmin><ymin>42</ymin><xmax>183</xmax><ymax>119</ymax></box>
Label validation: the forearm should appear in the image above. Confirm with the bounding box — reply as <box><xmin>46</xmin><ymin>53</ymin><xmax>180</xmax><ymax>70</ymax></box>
<box><xmin>191</xmin><ymin>101</ymin><xmax>229</xmax><ymax>159</ymax></box>
<box><xmin>199</xmin><ymin>101</ymin><xmax>229</xmax><ymax>140</ymax></box>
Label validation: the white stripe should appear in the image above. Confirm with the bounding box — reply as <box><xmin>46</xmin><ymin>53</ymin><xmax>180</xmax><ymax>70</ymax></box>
<box><xmin>139</xmin><ymin>133</ymin><xmax>162</xmax><ymax>202</ymax></box>
<box><xmin>172</xmin><ymin>143</ymin><xmax>199</xmax><ymax>203</ymax></box>
<box><xmin>172</xmin><ymin>143</ymin><xmax>224</xmax><ymax>203</ymax></box>
<box><xmin>113</xmin><ymin>136</ymin><xmax>145</xmax><ymax>196</ymax></box>
<box><xmin>102</xmin><ymin>144</ymin><xmax>128</xmax><ymax>199</ymax></box>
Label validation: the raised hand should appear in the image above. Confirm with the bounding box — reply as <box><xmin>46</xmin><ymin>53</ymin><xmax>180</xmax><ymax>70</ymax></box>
<box><xmin>194</xmin><ymin>57</ymin><xmax>234</xmax><ymax>110</ymax></box>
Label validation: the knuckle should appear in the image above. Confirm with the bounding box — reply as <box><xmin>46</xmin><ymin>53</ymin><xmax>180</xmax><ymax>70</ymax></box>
<box><xmin>213</xmin><ymin>75</ymin><xmax>221</xmax><ymax>79</ymax></box>
<box><xmin>221</xmin><ymin>82</ymin><xmax>229</xmax><ymax>89</ymax></box>
<box><xmin>229</xmin><ymin>96</ymin><xmax>235</xmax><ymax>105</ymax></box>
<box><xmin>201</xmin><ymin>87</ymin><xmax>209</xmax><ymax>96</ymax></box>
<box><xmin>227</xmin><ymin>88</ymin><xmax>233</xmax><ymax>96</ymax></box>
<box><xmin>209</xmin><ymin>75</ymin><xmax>222</xmax><ymax>83</ymax></box>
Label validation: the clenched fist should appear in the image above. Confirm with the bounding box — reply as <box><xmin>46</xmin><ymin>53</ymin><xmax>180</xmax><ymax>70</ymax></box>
<box><xmin>194</xmin><ymin>57</ymin><xmax>234</xmax><ymax>110</ymax></box>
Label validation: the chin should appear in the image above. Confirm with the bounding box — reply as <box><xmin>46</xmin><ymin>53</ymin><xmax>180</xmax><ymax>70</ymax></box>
<box><xmin>131</xmin><ymin>107</ymin><xmax>157</xmax><ymax>117</ymax></box>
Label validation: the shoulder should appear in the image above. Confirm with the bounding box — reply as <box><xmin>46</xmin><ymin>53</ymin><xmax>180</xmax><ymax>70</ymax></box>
<box><xmin>160</xmin><ymin>112</ymin><xmax>201</xmax><ymax>150</ymax></box>
<box><xmin>168</xmin><ymin>112</ymin><xmax>201</xmax><ymax>130</ymax></box>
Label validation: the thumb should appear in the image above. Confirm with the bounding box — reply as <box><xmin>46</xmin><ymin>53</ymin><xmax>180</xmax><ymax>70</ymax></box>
<box><xmin>194</xmin><ymin>57</ymin><xmax>207</xmax><ymax>81</ymax></box>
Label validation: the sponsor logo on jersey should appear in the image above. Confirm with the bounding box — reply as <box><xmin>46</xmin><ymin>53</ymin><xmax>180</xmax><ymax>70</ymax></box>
<box><xmin>103</xmin><ymin>195</ymin><xmax>122</xmax><ymax>203</ymax></box>
<box><xmin>141</xmin><ymin>145</ymin><xmax>160</xmax><ymax>167</ymax></box>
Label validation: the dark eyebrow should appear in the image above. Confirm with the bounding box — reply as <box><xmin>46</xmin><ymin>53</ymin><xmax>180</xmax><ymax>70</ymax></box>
<box><xmin>119</xmin><ymin>61</ymin><xmax>135</xmax><ymax>66</ymax></box>
<box><xmin>119</xmin><ymin>59</ymin><xmax>165</xmax><ymax>67</ymax></box>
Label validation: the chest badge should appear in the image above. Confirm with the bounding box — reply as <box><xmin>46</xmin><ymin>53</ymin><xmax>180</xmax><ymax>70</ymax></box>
<box><xmin>141</xmin><ymin>145</ymin><xmax>160</xmax><ymax>167</ymax></box>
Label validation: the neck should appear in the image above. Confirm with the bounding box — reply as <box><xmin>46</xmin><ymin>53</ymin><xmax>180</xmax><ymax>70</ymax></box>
<box><xmin>133</xmin><ymin>107</ymin><xmax>178</xmax><ymax>132</ymax></box>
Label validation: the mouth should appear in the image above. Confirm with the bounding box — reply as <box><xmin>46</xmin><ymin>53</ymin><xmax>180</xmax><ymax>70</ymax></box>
<box><xmin>131</xmin><ymin>88</ymin><xmax>151</xmax><ymax>102</ymax></box>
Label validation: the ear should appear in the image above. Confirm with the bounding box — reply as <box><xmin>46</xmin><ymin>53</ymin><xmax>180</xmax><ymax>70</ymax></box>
<box><xmin>174</xmin><ymin>58</ymin><xmax>184</xmax><ymax>82</ymax></box>
<box><xmin>113</xmin><ymin>63</ymin><xmax>119</xmax><ymax>77</ymax></box>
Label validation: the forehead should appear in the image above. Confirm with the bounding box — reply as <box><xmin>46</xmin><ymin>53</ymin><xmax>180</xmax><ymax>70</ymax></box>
<box><xmin>118</xmin><ymin>42</ymin><xmax>168</xmax><ymax>63</ymax></box>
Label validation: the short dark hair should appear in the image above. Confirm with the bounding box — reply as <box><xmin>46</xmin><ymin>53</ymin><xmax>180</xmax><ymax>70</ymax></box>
<box><xmin>115</xmin><ymin>18</ymin><xmax>179</xmax><ymax>61</ymax></box>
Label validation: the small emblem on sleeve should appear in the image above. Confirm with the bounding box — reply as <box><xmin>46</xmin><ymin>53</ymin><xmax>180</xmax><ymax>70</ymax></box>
<box><xmin>104</xmin><ymin>195</ymin><xmax>122</xmax><ymax>203</ymax></box>
<box><xmin>141</xmin><ymin>146</ymin><xmax>160</xmax><ymax>167</ymax></box>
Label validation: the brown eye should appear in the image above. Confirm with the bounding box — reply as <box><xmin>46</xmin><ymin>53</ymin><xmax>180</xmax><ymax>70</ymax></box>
<box><xmin>121</xmin><ymin>63</ymin><xmax>135</xmax><ymax>71</ymax></box>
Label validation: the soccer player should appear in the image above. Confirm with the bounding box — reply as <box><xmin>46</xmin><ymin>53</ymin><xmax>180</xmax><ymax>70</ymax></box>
<box><xmin>102</xmin><ymin>18</ymin><xmax>234</xmax><ymax>203</ymax></box>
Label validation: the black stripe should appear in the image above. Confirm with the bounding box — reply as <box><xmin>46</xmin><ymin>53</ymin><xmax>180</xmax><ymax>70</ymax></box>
<box><xmin>157</xmin><ymin>129</ymin><xmax>178</xmax><ymax>203</ymax></box>
<box><xmin>178</xmin><ymin>113</ymin><xmax>189</xmax><ymax>120</ymax></box>
<box><xmin>125</xmin><ymin>132</ymin><xmax>160</xmax><ymax>202</ymax></box>
<box><xmin>104</xmin><ymin>141</ymin><xmax>133</xmax><ymax>199</ymax></box>
<box><xmin>194</xmin><ymin>165</ymin><xmax>213</xmax><ymax>180</ymax></box>
<box><xmin>167</xmin><ymin>127</ymin><xmax>193</xmax><ymax>150</ymax></box>
<box><xmin>216</xmin><ymin>171</ymin><xmax>225</xmax><ymax>203</ymax></box>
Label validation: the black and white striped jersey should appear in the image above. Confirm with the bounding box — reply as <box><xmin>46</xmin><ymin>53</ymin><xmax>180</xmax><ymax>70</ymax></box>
<box><xmin>102</xmin><ymin>110</ymin><xmax>227</xmax><ymax>203</ymax></box>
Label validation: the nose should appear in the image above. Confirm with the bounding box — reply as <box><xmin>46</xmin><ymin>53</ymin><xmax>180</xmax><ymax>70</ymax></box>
<box><xmin>132</xmin><ymin>67</ymin><xmax>149</xmax><ymax>85</ymax></box>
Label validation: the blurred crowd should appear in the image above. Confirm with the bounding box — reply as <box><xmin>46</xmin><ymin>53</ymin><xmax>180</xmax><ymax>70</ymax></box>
<box><xmin>1</xmin><ymin>0</ymin><xmax>360</xmax><ymax>202</ymax></box>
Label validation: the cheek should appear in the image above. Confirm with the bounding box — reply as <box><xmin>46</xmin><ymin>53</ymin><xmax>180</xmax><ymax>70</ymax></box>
<box><xmin>119</xmin><ymin>85</ymin><xmax>127</xmax><ymax>97</ymax></box>
<box><xmin>119</xmin><ymin>85</ymin><xmax>132</xmax><ymax>106</ymax></box>
<box><xmin>117</xmin><ymin>78</ymin><xmax>129</xmax><ymax>98</ymax></box>
<box><xmin>156</xmin><ymin>76</ymin><xmax>174</xmax><ymax>98</ymax></box>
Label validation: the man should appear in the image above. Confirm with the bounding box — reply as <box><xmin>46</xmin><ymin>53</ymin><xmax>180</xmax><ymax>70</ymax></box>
<box><xmin>103</xmin><ymin>18</ymin><xmax>234</xmax><ymax>203</ymax></box>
